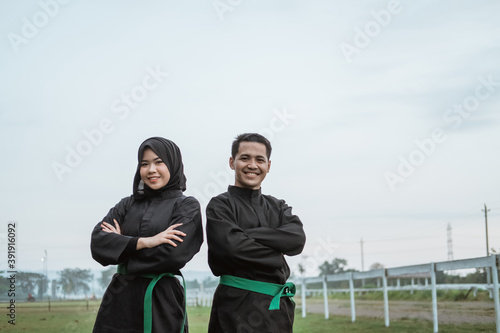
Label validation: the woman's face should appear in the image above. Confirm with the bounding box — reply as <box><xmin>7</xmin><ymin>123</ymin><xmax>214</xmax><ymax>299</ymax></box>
<box><xmin>140</xmin><ymin>148</ymin><xmax>171</xmax><ymax>190</ymax></box>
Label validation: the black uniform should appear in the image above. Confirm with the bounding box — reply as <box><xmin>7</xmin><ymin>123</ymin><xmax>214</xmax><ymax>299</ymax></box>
<box><xmin>91</xmin><ymin>137</ymin><xmax>203</xmax><ymax>333</ymax></box>
<box><xmin>207</xmin><ymin>185</ymin><xmax>306</xmax><ymax>333</ymax></box>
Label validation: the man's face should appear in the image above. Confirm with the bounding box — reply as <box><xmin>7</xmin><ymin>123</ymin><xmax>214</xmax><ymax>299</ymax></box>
<box><xmin>229</xmin><ymin>141</ymin><xmax>271</xmax><ymax>190</ymax></box>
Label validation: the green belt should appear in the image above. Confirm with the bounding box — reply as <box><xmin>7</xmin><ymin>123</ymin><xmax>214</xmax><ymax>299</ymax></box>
<box><xmin>219</xmin><ymin>275</ymin><xmax>295</xmax><ymax>310</ymax></box>
<box><xmin>117</xmin><ymin>264</ymin><xmax>186</xmax><ymax>333</ymax></box>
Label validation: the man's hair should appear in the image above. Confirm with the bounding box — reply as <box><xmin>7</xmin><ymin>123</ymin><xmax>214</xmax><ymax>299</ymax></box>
<box><xmin>231</xmin><ymin>133</ymin><xmax>272</xmax><ymax>159</ymax></box>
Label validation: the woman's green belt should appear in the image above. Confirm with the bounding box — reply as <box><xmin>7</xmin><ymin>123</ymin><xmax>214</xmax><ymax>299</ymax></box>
<box><xmin>219</xmin><ymin>275</ymin><xmax>296</xmax><ymax>310</ymax></box>
<box><xmin>117</xmin><ymin>264</ymin><xmax>186</xmax><ymax>333</ymax></box>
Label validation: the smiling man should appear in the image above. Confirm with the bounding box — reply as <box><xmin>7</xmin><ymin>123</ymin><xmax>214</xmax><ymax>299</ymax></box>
<box><xmin>206</xmin><ymin>133</ymin><xmax>306</xmax><ymax>333</ymax></box>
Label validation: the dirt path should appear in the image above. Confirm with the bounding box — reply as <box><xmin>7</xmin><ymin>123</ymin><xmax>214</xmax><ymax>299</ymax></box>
<box><xmin>300</xmin><ymin>299</ymin><xmax>496</xmax><ymax>324</ymax></box>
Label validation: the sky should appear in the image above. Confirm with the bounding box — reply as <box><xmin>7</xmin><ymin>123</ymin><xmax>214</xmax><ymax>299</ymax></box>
<box><xmin>1</xmin><ymin>0</ymin><xmax>499</xmax><ymax>280</ymax></box>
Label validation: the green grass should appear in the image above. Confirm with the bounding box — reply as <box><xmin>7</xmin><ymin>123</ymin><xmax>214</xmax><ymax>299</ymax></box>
<box><xmin>0</xmin><ymin>300</ymin><xmax>496</xmax><ymax>332</ymax></box>
<box><xmin>186</xmin><ymin>306</ymin><xmax>210</xmax><ymax>332</ymax></box>
<box><xmin>294</xmin><ymin>315</ymin><xmax>496</xmax><ymax>333</ymax></box>
<box><xmin>1</xmin><ymin>300</ymin><xmax>99</xmax><ymax>333</ymax></box>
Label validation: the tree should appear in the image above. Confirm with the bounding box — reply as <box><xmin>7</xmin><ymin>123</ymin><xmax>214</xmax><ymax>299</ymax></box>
<box><xmin>319</xmin><ymin>261</ymin><xmax>334</xmax><ymax>275</ymax></box>
<box><xmin>186</xmin><ymin>279</ymin><xmax>200</xmax><ymax>289</ymax></box>
<box><xmin>58</xmin><ymin>268</ymin><xmax>93</xmax><ymax>296</ymax></box>
<box><xmin>0</xmin><ymin>272</ymin><xmax>10</xmax><ymax>295</ymax></box>
<box><xmin>201</xmin><ymin>276</ymin><xmax>219</xmax><ymax>289</ymax></box>
<box><xmin>98</xmin><ymin>267</ymin><xmax>116</xmax><ymax>290</ymax></box>
<box><xmin>369</xmin><ymin>262</ymin><xmax>384</xmax><ymax>270</ymax></box>
<box><xmin>16</xmin><ymin>272</ymin><xmax>45</xmax><ymax>296</ymax></box>
<box><xmin>298</xmin><ymin>263</ymin><xmax>305</xmax><ymax>276</ymax></box>
<box><xmin>331</xmin><ymin>258</ymin><xmax>347</xmax><ymax>273</ymax></box>
<box><xmin>319</xmin><ymin>258</ymin><xmax>348</xmax><ymax>276</ymax></box>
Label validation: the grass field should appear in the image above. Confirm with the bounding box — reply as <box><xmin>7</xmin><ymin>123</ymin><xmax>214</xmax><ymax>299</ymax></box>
<box><xmin>0</xmin><ymin>300</ymin><xmax>496</xmax><ymax>332</ymax></box>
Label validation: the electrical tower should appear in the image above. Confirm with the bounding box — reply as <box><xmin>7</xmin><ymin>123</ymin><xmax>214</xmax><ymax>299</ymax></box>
<box><xmin>447</xmin><ymin>223</ymin><xmax>453</xmax><ymax>261</ymax></box>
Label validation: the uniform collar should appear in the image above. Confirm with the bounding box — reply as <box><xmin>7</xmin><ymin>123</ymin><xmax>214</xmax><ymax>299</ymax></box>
<box><xmin>143</xmin><ymin>189</ymin><xmax>183</xmax><ymax>201</ymax></box>
<box><xmin>228</xmin><ymin>185</ymin><xmax>262</xmax><ymax>198</ymax></box>
<box><xmin>158</xmin><ymin>189</ymin><xmax>183</xmax><ymax>200</ymax></box>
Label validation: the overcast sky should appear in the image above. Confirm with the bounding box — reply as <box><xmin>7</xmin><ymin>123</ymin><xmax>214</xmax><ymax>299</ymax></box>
<box><xmin>1</xmin><ymin>1</ymin><xmax>499</xmax><ymax>279</ymax></box>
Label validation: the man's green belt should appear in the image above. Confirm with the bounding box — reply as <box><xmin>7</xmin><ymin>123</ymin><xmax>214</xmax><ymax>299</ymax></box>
<box><xmin>219</xmin><ymin>275</ymin><xmax>296</xmax><ymax>310</ymax></box>
<box><xmin>117</xmin><ymin>264</ymin><xmax>186</xmax><ymax>333</ymax></box>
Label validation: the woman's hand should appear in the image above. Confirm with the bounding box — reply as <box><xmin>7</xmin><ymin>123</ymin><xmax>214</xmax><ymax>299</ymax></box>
<box><xmin>137</xmin><ymin>223</ymin><xmax>186</xmax><ymax>250</ymax></box>
<box><xmin>101</xmin><ymin>219</ymin><xmax>121</xmax><ymax>234</ymax></box>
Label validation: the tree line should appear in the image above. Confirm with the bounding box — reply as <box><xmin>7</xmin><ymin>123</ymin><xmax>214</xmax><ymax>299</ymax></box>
<box><xmin>0</xmin><ymin>268</ymin><xmax>103</xmax><ymax>300</ymax></box>
<box><xmin>0</xmin><ymin>268</ymin><xmax>219</xmax><ymax>300</ymax></box>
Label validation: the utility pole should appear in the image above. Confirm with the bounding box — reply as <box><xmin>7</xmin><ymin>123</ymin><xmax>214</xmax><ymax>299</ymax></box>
<box><xmin>447</xmin><ymin>223</ymin><xmax>453</xmax><ymax>261</ymax></box>
<box><xmin>482</xmin><ymin>204</ymin><xmax>492</xmax><ymax>298</ymax></box>
<box><xmin>360</xmin><ymin>238</ymin><xmax>365</xmax><ymax>271</ymax></box>
<box><xmin>41</xmin><ymin>249</ymin><xmax>48</xmax><ymax>299</ymax></box>
<box><xmin>483</xmin><ymin>204</ymin><xmax>490</xmax><ymax>256</ymax></box>
<box><xmin>360</xmin><ymin>238</ymin><xmax>365</xmax><ymax>287</ymax></box>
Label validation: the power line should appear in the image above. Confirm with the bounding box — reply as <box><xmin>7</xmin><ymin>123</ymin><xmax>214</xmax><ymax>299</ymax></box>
<box><xmin>364</xmin><ymin>246</ymin><xmax>445</xmax><ymax>255</ymax></box>
<box><xmin>366</xmin><ymin>235</ymin><xmax>444</xmax><ymax>243</ymax></box>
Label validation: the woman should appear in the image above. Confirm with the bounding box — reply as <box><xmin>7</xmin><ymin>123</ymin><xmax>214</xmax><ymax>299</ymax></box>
<box><xmin>91</xmin><ymin>137</ymin><xmax>203</xmax><ymax>333</ymax></box>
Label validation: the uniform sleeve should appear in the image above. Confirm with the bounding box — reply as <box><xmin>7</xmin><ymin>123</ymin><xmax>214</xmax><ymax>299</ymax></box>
<box><xmin>90</xmin><ymin>197</ymin><xmax>135</xmax><ymax>266</ymax></box>
<box><xmin>127</xmin><ymin>196</ymin><xmax>203</xmax><ymax>274</ymax></box>
<box><xmin>245</xmin><ymin>201</ymin><xmax>306</xmax><ymax>256</ymax></box>
<box><xmin>206</xmin><ymin>197</ymin><xmax>283</xmax><ymax>270</ymax></box>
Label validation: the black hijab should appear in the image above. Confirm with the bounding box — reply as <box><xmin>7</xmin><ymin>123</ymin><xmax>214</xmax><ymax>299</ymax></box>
<box><xmin>132</xmin><ymin>137</ymin><xmax>187</xmax><ymax>198</ymax></box>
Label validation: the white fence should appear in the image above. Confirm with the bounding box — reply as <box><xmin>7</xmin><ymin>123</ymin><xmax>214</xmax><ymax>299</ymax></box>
<box><xmin>186</xmin><ymin>286</ymin><xmax>216</xmax><ymax>307</ymax></box>
<box><xmin>291</xmin><ymin>255</ymin><xmax>500</xmax><ymax>333</ymax></box>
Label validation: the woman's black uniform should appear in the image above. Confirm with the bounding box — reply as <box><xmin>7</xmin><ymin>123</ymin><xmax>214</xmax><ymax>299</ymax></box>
<box><xmin>91</xmin><ymin>137</ymin><xmax>203</xmax><ymax>333</ymax></box>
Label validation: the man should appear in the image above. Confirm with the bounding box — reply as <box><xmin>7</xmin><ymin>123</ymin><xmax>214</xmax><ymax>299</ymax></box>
<box><xmin>206</xmin><ymin>133</ymin><xmax>306</xmax><ymax>333</ymax></box>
